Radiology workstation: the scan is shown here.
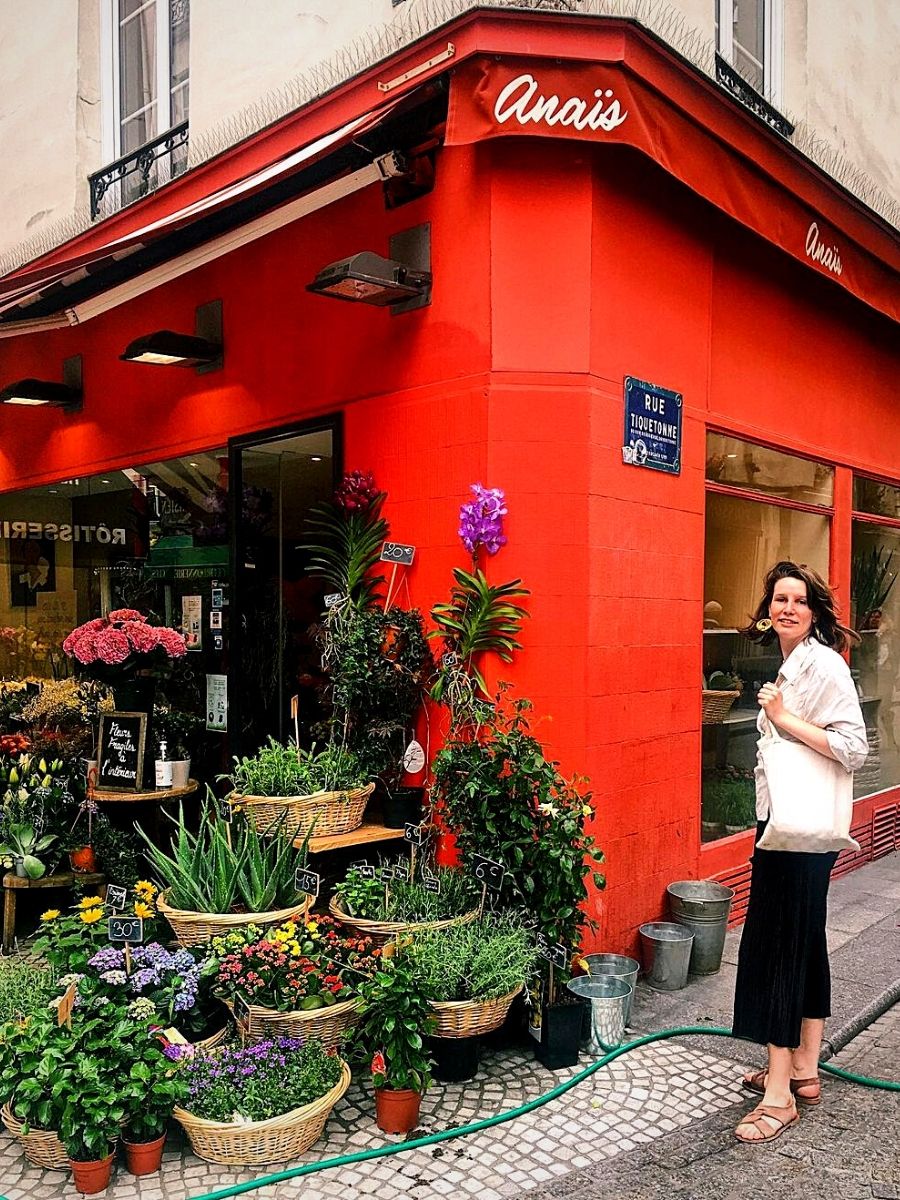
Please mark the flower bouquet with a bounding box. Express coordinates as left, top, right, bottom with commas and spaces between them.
171, 1038, 350, 1165
63, 609, 186, 682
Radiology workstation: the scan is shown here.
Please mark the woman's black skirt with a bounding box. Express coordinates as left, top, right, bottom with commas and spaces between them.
733, 821, 838, 1049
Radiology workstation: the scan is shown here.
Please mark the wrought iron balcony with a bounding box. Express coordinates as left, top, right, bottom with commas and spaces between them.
714, 56, 794, 139
89, 121, 190, 220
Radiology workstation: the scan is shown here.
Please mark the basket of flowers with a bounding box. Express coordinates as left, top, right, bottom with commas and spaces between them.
213, 916, 377, 1048
171, 1039, 350, 1165
329, 862, 480, 944
228, 738, 373, 839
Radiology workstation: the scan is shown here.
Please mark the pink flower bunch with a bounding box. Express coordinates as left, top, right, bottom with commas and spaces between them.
333, 470, 380, 512
63, 611, 186, 673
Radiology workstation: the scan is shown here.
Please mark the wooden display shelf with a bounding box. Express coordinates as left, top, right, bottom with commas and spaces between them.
92, 779, 199, 804
2, 870, 106, 954
299, 822, 407, 854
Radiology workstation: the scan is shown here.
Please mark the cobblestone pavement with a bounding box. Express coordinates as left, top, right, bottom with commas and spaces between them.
0, 1037, 752, 1200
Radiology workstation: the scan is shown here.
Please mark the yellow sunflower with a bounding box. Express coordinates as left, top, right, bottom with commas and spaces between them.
79, 908, 104, 925
40, 909, 61, 921
133, 901, 154, 919
78, 896, 105, 910
134, 880, 157, 897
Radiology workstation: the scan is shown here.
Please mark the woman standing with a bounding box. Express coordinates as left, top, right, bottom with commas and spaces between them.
733, 561, 867, 1144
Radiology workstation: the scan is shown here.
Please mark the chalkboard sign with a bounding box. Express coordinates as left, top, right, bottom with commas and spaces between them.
472, 854, 504, 892
536, 934, 569, 971
357, 864, 376, 880
378, 865, 397, 882
422, 875, 441, 895
108, 915, 144, 944
403, 822, 425, 847
380, 541, 416, 566
106, 885, 127, 911
97, 712, 148, 793
294, 868, 321, 898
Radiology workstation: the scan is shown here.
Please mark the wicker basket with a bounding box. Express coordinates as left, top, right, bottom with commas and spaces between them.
429, 986, 523, 1038
701, 689, 741, 724
157, 891, 310, 947
329, 897, 480, 945
192, 1023, 229, 1052
1, 1104, 68, 1171
225, 995, 363, 1049
173, 1060, 351, 1165
235, 782, 374, 839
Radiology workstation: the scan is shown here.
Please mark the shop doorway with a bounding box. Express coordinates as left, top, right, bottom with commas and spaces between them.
229, 420, 339, 754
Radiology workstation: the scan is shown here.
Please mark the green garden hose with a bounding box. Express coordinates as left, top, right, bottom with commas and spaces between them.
186, 1024, 899, 1200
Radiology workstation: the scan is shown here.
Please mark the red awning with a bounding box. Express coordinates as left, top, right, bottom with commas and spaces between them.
0, 98, 404, 324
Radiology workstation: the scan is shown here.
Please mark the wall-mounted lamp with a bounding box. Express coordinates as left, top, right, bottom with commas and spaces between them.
121, 300, 223, 373
307, 224, 432, 312
0, 355, 83, 411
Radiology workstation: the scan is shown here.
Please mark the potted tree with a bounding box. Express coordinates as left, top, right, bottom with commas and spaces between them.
354, 944, 436, 1133
120, 1045, 188, 1175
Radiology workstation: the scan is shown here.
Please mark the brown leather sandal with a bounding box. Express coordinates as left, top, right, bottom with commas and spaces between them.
742, 1070, 821, 1106
734, 1102, 799, 1144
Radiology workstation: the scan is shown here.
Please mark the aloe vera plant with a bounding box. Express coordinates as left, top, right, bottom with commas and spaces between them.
137, 798, 309, 913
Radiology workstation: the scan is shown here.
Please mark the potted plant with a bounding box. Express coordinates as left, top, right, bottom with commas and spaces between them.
354, 944, 436, 1133
330, 861, 479, 943
139, 797, 311, 944
228, 737, 373, 839
171, 1037, 350, 1165
412, 912, 538, 1081
60, 1079, 121, 1194
120, 1040, 188, 1175
0, 820, 57, 878
33, 888, 160, 973
153, 704, 202, 788
211, 914, 379, 1048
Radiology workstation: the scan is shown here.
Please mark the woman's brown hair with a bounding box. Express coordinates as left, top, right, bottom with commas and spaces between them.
744, 561, 859, 653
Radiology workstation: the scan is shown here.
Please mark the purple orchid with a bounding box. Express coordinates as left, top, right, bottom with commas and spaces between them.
458, 483, 508, 557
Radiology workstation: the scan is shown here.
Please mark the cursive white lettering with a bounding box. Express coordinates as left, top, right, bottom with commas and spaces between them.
494, 72, 628, 134
805, 222, 843, 277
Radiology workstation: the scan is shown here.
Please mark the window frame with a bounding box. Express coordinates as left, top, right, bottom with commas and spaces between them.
716, 0, 784, 109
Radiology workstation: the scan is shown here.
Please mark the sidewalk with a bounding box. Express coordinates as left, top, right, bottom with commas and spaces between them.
2, 851, 897, 1200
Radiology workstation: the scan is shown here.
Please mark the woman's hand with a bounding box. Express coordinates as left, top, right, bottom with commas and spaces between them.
757, 682, 785, 722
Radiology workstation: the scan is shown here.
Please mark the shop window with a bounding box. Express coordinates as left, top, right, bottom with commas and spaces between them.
0, 429, 334, 776
701, 436, 831, 842
853, 477, 900, 521
850, 518, 900, 799
715, 0, 783, 106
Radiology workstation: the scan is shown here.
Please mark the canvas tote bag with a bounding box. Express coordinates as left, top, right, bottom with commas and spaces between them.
756, 718, 860, 853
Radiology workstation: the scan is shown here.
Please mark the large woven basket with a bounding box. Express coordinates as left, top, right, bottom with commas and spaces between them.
173, 1060, 351, 1165
329, 897, 480, 945
235, 782, 373, 839
1, 1103, 68, 1171
225, 995, 363, 1049
157, 891, 310, 947
701, 690, 741, 724
192, 1023, 229, 1052
429, 986, 523, 1038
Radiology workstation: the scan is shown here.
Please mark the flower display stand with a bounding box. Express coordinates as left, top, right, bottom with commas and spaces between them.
2, 870, 106, 954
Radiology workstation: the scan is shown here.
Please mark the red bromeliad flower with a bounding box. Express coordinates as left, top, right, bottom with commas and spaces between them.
371, 1050, 387, 1078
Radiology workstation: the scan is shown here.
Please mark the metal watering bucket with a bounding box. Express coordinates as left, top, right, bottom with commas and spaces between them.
666, 880, 735, 975
581, 953, 640, 1024
566, 975, 631, 1052
639, 922, 693, 991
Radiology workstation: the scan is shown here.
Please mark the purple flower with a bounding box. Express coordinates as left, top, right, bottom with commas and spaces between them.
458, 484, 508, 556
89, 947, 124, 971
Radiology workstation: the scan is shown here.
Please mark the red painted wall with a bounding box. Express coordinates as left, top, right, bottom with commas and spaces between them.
1, 131, 898, 955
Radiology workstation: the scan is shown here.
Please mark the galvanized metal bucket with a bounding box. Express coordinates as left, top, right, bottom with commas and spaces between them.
666, 880, 735, 975
566, 975, 631, 1052
639, 921, 694, 991
581, 953, 640, 1024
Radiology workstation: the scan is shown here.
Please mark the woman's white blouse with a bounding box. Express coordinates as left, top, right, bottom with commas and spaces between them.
754, 637, 869, 820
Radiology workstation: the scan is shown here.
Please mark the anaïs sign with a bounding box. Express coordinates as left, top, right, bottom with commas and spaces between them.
493, 71, 628, 133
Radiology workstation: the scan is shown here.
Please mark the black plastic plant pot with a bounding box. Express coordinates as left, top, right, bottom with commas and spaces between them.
430, 1034, 480, 1082
536, 1001, 583, 1070
483, 991, 532, 1050
382, 785, 425, 829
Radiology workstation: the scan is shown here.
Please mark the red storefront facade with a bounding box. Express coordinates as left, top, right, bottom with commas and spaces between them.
1, 12, 898, 952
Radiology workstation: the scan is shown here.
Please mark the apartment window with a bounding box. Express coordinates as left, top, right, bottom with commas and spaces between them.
715, 0, 783, 106
701, 434, 832, 841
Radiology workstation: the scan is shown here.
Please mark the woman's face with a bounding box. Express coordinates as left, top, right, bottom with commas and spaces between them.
769, 576, 814, 643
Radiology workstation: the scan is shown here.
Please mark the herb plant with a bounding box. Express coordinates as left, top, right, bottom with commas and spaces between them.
412, 913, 538, 1002
229, 737, 366, 797
335, 864, 478, 923
139, 798, 309, 913
0, 958, 57, 1024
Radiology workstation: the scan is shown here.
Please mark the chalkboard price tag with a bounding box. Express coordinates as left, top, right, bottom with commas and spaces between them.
108, 915, 144, 944
219, 796, 234, 823
357, 864, 376, 880
422, 875, 441, 895
403, 822, 425, 846
97, 711, 148, 793
536, 934, 569, 971
379, 542, 416, 566
442, 652, 458, 668
472, 854, 504, 892
324, 593, 344, 609
234, 993, 252, 1028
294, 868, 321, 898
57, 981, 77, 1028
106, 885, 127, 911
378, 865, 396, 882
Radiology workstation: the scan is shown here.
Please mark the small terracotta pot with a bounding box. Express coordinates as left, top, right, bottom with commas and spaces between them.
124, 1132, 166, 1176
69, 1151, 115, 1194
69, 846, 97, 873
374, 1086, 422, 1134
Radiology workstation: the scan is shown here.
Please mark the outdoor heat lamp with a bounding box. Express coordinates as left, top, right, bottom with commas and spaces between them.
120, 300, 223, 373
307, 251, 432, 307
0, 355, 82, 411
